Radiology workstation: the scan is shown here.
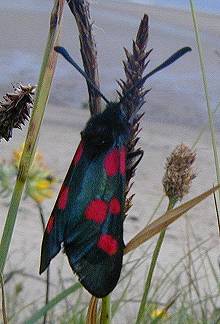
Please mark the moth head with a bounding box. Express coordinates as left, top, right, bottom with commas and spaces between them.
81, 102, 129, 150
54, 46, 192, 145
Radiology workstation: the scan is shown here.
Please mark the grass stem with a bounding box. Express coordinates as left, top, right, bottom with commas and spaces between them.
189, 0, 220, 194
135, 199, 176, 324
37, 203, 50, 324
0, 0, 64, 274
101, 295, 111, 324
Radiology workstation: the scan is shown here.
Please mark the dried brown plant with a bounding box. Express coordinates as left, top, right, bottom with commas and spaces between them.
0, 84, 35, 141
67, 0, 101, 115
163, 144, 196, 201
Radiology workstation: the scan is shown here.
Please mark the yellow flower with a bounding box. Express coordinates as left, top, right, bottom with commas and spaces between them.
26, 173, 56, 204
150, 308, 168, 320
12, 144, 45, 169
11, 144, 57, 203
29, 189, 54, 204
35, 179, 53, 190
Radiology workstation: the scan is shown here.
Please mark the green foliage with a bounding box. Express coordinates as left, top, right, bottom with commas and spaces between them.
0, 145, 57, 204
24, 283, 81, 324
0, 163, 16, 199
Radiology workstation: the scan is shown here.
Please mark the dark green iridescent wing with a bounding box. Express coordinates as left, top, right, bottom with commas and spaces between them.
40, 139, 127, 297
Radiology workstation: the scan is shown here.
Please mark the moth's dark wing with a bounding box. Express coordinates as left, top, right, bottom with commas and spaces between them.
66, 239, 124, 298
40, 137, 126, 297
40, 142, 84, 274
64, 144, 127, 297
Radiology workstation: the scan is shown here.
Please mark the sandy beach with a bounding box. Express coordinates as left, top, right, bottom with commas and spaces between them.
0, 1, 220, 321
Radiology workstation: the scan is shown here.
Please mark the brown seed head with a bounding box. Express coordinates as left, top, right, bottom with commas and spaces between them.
162, 144, 196, 201
0, 83, 35, 141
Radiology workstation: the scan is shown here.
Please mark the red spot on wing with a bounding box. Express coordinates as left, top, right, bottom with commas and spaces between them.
46, 215, 55, 234
104, 149, 120, 177
58, 186, 69, 210
85, 199, 108, 223
97, 234, 118, 255
119, 146, 126, 176
109, 197, 121, 215
72, 141, 84, 166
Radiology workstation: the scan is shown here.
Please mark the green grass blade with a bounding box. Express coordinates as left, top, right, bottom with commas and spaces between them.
135, 199, 176, 324
0, 0, 64, 273
191, 101, 220, 149
0, 274, 8, 324
101, 295, 111, 324
189, 0, 220, 187
24, 283, 81, 324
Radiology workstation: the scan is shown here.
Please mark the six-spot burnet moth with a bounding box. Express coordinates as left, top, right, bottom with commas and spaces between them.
40, 45, 192, 298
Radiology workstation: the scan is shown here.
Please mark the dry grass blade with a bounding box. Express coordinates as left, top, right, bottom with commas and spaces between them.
125, 184, 220, 254
0, 273, 8, 324
213, 189, 220, 237
86, 296, 98, 324
67, 0, 101, 115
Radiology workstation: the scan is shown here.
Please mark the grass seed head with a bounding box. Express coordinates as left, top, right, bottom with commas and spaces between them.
163, 144, 196, 201
0, 83, 35, 141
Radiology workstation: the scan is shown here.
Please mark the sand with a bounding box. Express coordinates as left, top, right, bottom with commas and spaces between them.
0, 1, 220, 321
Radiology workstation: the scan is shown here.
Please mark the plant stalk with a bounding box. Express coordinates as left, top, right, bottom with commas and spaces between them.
100, 295, 111, 324
0, 273, 8, 324
37, 203, 50, 324
135, 198, 177, 324
189, 0, 220, 196
0, 0, 64, 274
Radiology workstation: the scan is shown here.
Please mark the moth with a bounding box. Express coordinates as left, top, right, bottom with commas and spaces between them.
40, 46, 191, 298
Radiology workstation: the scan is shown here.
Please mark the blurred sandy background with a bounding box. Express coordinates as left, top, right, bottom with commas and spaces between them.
0, 0, 220, 321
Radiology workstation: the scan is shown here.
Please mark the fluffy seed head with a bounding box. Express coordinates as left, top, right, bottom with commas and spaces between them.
162, 144, 196, 201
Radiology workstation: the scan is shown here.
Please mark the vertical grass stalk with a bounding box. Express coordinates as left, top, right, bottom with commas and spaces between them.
101, 295, 111, 324
135, 199, 176, 324
37, 203, 50, 324
0, 274, 8, 324
189, 0, 220, 190
0, 0, 65, 273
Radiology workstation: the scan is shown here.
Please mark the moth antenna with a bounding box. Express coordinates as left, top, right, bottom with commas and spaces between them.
122, 46, 192, 101
54, 46, 110, 105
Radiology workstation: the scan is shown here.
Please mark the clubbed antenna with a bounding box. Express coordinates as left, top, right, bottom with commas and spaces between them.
54, 46, 110, 105
117, 14, 151, 213
0, 84, 35, 141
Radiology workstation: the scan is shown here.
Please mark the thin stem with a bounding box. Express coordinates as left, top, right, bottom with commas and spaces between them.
86, 296, 98, 324
37, 203, 50, 324
191, 101, 220, 149
189, 0, 220, 193
24, 283, 81, 324
0, 0, 64, 274
147, 194, 166, 225
135, 199, 176, 324
0, 273, 8, 324
100, 295, 111, 324
0, 180, 24, 273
